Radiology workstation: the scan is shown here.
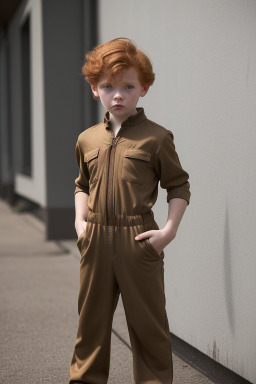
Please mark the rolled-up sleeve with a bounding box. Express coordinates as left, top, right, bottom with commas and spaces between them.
154, 130, 191, 205
74, 139, 90, 196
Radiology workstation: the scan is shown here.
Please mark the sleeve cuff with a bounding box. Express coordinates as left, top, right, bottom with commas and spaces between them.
74, 186, 90, 196
167, 188, 191, 205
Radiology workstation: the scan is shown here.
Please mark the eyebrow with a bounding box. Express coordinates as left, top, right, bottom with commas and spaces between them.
99, 79, 138, 87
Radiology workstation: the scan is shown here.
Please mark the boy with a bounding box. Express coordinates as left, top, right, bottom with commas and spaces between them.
69, 38, 191, 384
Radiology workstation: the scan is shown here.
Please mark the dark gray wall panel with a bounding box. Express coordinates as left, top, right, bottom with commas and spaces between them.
43, 0, 85, 208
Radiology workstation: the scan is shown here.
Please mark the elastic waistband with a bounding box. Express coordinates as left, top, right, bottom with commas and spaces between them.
87, 210, 154, 227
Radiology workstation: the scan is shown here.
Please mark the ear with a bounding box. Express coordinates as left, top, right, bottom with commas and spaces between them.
91, 84, 99, 97
140, 84, 150, 97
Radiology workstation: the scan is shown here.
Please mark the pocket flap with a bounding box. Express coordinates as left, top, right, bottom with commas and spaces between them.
84, 148, 100, 162
124, 148, 151, 162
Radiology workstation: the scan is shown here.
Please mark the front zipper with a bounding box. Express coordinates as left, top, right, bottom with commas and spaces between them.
106, 125, 126, 226
106, 136, 118, 226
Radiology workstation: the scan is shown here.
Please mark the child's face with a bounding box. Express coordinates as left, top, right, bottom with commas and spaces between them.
91, 67, 149, 122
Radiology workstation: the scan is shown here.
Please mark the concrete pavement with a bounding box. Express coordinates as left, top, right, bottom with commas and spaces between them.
0, 198, 215, 384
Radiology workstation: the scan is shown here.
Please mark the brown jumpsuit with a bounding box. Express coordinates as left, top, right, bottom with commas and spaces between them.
69, 107, 191, 384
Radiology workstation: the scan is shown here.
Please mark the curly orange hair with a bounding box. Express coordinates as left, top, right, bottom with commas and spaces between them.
82, 38, 155, 86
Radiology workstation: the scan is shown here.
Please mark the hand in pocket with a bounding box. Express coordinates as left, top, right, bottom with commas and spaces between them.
76, 220, 87, 239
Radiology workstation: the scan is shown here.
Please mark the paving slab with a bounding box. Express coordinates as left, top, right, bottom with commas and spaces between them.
0, 199, 214, 384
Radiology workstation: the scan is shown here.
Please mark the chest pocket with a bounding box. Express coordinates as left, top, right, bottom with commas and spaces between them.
121, 148, 151, 185
84, 148, 100, 183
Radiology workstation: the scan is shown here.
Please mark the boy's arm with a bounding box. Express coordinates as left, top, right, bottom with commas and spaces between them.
135, 197, 188, 252
74, 138, 90, 237
162, 197, 188, 242
75, 192, 89, 237
157, 130, 191, 248
74, 138, 90, 195
156, 130, 191, 205
135, 130, 191, 253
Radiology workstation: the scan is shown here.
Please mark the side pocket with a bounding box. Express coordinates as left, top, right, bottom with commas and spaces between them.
77, 229, 87, 253
142, 220, 164, 260
145, 238, 164, 259
77, 222, 93, 264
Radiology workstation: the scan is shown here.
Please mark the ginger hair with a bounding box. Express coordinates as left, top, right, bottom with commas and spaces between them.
82, 38, 155, 86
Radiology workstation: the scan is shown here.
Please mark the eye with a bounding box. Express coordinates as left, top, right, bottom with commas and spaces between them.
102, 84, 111, 89
125, 85, 134, 90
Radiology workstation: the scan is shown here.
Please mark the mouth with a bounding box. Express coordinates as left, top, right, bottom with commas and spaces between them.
113, 104, 124, 109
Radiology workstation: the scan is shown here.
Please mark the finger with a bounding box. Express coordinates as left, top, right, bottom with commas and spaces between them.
135, 232, 150, 240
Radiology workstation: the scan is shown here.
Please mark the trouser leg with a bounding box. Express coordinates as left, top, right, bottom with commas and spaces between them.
69, 222, 120, 384
114, 222, 173, 384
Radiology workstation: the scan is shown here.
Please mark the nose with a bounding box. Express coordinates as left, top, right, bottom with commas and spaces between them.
113, 89, 124, 101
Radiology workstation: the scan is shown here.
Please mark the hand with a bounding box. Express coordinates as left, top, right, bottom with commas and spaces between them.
135, 228, 176, 255
75, 220, 87, 238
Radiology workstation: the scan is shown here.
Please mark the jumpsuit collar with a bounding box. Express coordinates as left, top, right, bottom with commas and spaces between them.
104, 107, 147, 131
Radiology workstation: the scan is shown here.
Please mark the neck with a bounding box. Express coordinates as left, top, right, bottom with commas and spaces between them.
109, 109, 138, 131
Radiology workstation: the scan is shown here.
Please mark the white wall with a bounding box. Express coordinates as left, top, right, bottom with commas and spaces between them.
98, 0, 256, 382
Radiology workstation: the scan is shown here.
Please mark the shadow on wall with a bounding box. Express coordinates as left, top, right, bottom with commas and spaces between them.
223, 202, 235, 336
